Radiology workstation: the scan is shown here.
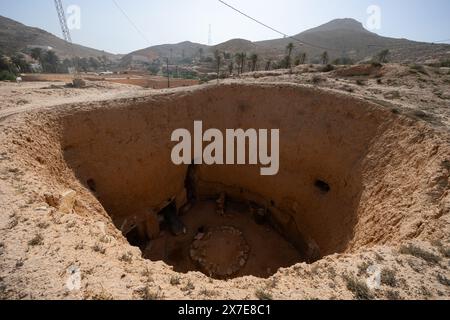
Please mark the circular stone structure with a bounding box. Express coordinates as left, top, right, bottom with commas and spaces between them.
190, 226, 250, 278
0, 82, 449, 299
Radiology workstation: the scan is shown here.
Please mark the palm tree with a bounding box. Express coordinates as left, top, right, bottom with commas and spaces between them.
42, 50, 59, 73
286, 42, 294, 68
298, 52, 307, 65
228, 62, 234, 75
214, 50, 222, 82
376, 49, 389, 63
250, 53, 258, 71
30, 47, 43, 62
235, 52, 246, 75
321, 51, 329, 65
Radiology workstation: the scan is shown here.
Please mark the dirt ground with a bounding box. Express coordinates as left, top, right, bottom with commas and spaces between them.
0, 65, 449, 300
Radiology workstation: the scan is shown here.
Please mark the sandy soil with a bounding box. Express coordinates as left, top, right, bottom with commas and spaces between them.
0, 81, 151, 118
0, 67, 449, 300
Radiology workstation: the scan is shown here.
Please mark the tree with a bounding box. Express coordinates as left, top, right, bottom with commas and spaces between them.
11, 54, 31, 73
235, 52, 246, 75
198, 48, 204, 60
0, 55, 17, 75
228, 62, 234, 75
321, 51, 329, 65
250, 53, 258, 72
0, 55, 11, 72
59, 58, 72, 73
297, 52, 307, 65
214, 50, 222, 82
99, 55, 110, 70
89, 57, 100, 70
147, 61, 161, 75
41, 50, 60, 73
286, 42, 294, 68
78, 57, 89, 72
376, 49, 390, 63
30, 47, 43, 61
265, 59, 272, 71
332, 57, 353, 65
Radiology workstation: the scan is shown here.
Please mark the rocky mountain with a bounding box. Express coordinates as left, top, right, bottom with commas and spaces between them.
123, 18, 450, 66
0, 15, 118, 60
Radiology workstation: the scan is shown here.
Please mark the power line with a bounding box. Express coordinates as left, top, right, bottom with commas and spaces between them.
111, 0, 151, 45
217, 0, 332, 51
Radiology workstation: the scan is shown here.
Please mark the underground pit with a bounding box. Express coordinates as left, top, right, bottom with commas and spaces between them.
51, 83, 448, 279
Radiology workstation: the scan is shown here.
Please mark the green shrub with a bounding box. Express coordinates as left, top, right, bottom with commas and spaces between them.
0, 70, 16, 81
399, 244, 441, 264
343, 274, 374, 300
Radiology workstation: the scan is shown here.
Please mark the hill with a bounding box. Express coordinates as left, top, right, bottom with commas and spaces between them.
123, 18, 450, 66
0, 15, 118, 60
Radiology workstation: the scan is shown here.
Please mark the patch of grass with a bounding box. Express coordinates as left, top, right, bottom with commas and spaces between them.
381, 268, 397, 287
439, 246, 450, 258
28, 234, 43, 246
371, 61, 382, 68
266, 277, 279, 289
410, 64, 428, 75
311, 75, 324, 84
139, 286, 163, 300
99, 234, 111, 244
0, 70, 17, 81
356, 79, 366, 86
75, 241, 84, 250
118, 251, 133, 263
385, 290, 401, 300
357, 261, 371, 276
419, 286, 431, 298
255, 288, 273, 300
170, 275, 181, 286
37, 221, 50, 229
400, 244, 441, 264
321, 64, 334, 72
8, 217, 18, 229
343, 274, 374, 300
90, 290, 114, 300
92, 243, 106, 254
437, 274, 450, 286
200, 288, 217, 297
431, 239, 450, 258
181, 280, 195, 292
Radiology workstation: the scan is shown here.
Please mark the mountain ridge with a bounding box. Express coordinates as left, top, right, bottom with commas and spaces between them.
123, 18, 450, 65
0, 15, 119, 59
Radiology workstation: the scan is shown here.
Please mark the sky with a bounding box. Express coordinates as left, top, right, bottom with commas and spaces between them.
0, 0, 449, 54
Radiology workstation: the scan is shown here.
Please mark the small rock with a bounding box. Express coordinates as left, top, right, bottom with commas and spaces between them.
194, 233, 205, 241
72, 78, 86, 88
59, 190, 77, 214
384, 90, 401, 100
440, 92, 450, 100
35, 206, 49, 212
